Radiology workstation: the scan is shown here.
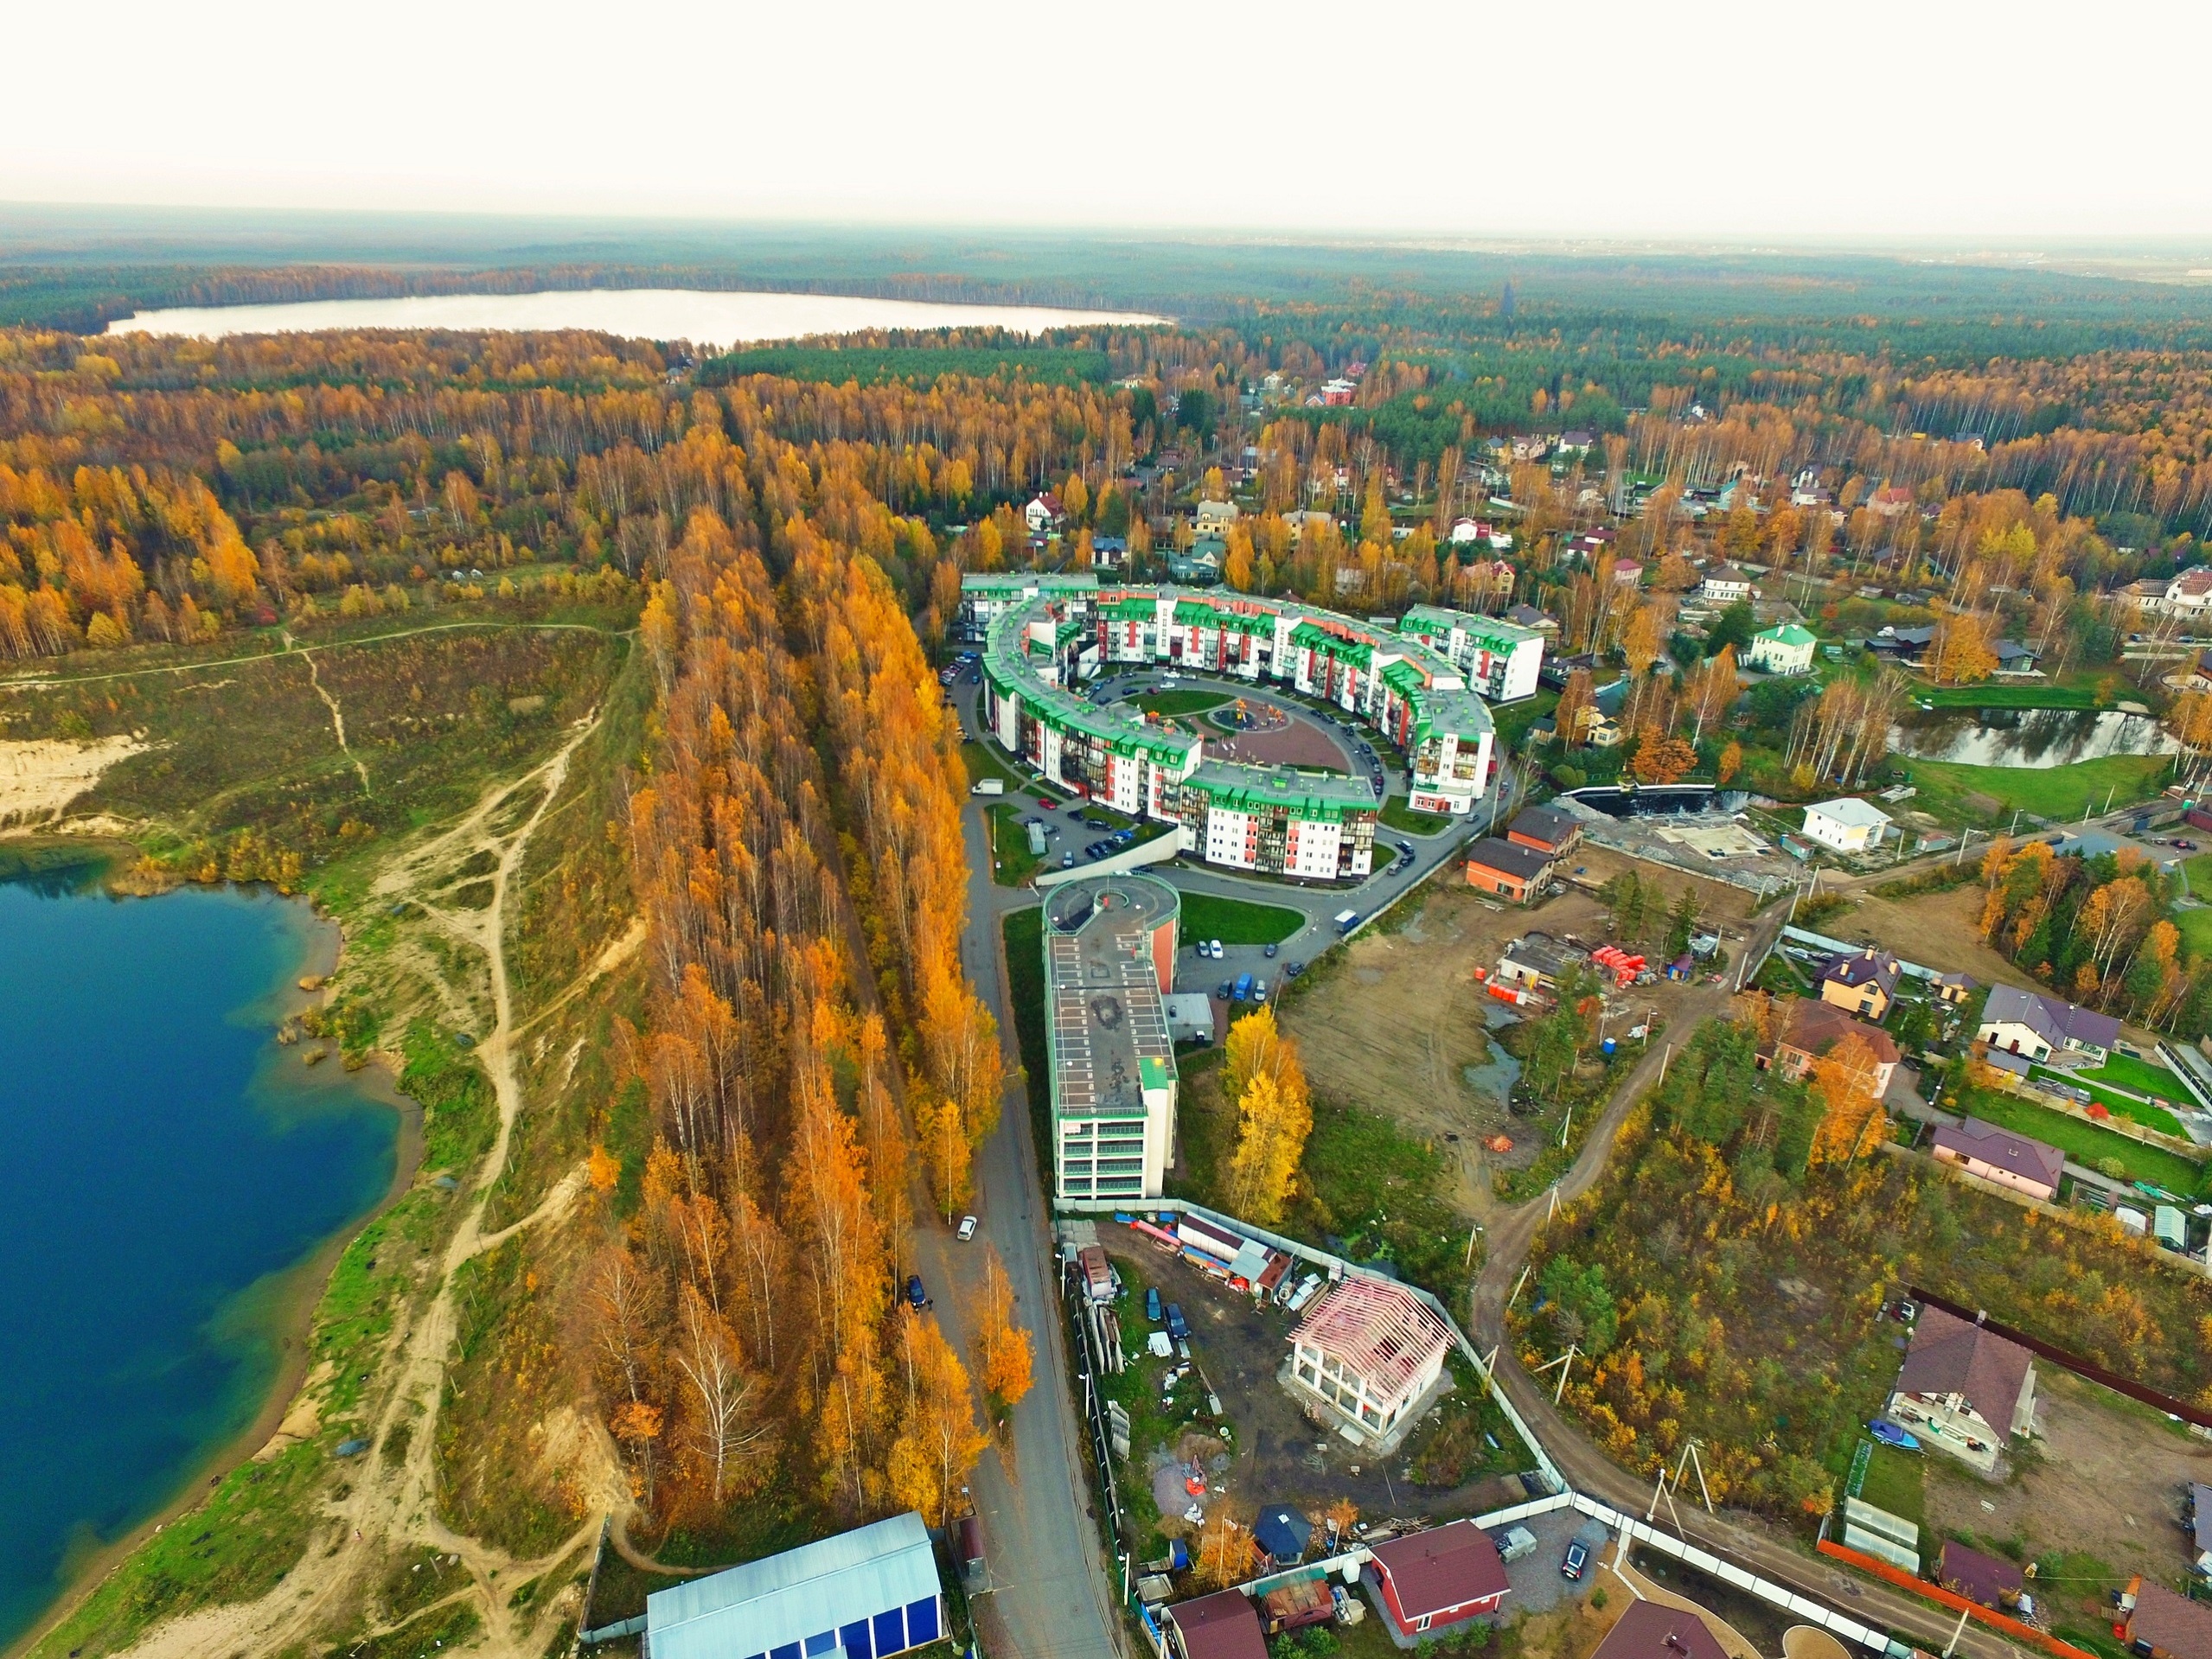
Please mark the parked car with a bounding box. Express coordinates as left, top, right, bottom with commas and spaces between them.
1209, 939, 1225, 958
1062, 852, 1075, 868
1217, 981, 1233, 999
957, 1216, 978, 1242
1165, 1303, 1190, 1341
1397, 839, 1415, 854
1263, 942, 1278, 958
1561, 1542, 1588, 1580
1285, 960, 1305, 977
1035, 797, 1056, 810
906, 1274, 929, 1309
1146, 1287, 1162, 1323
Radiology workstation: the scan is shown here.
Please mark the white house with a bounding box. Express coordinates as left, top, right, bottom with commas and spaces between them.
1886, 1305, 2036, 1476
1024, 492, 1065, 535
1747, 622, 1817, 675
1700, 563, 1755, 604
1288, 1277, 1450, 1445
2143, 567, 2212, 619
1977, 983, 2121, 1064
1801, 797, 1892, 853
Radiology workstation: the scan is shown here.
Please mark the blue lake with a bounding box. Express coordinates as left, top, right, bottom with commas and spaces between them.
0, 866, 401, 1649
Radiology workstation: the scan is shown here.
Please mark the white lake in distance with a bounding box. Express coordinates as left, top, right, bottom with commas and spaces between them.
106, 287, 1166, 346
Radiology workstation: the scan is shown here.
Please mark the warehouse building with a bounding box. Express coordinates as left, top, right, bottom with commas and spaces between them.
973, 579, 1515, 872
1045, 875, 1181, 1203
644, 1511, 942, 1659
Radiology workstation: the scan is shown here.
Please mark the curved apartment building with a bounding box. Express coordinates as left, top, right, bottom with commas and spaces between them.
972, 577, 1538, 880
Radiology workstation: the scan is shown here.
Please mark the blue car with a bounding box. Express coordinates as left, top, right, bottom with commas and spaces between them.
1146, 1287, 1162, 1323
906, 1274, 928, 1310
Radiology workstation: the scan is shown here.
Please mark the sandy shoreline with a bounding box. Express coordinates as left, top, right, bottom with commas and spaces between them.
3, 858, 425, 1659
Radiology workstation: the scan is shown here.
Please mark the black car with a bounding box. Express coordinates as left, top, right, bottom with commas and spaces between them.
1216, 981, 1233, 999
1285, 961, 1305, 977
1263, 942, 1278, 958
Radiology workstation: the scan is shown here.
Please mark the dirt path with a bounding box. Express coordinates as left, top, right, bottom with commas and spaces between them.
112, 711, 614, 1659
290, 634, 373, 796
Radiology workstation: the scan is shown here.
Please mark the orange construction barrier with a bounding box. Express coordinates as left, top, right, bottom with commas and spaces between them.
1815, 1539, 2096, 1659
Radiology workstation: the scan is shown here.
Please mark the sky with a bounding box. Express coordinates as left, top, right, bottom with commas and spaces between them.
6, 0, 2210, 243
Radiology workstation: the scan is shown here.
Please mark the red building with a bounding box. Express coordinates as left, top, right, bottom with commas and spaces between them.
1365, 1522, 1510, 1637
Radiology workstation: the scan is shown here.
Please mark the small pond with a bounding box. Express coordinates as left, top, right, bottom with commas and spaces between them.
1889, 706, 2182, 768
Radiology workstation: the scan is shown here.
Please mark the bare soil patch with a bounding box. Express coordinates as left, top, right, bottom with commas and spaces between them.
1922, 1366, 2212, 1588
1807, 884, 2018, 987
0, 734, 146, 824
1283, 869, 1757, 1214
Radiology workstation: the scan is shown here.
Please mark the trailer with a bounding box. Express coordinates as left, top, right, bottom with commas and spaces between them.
1260, 1575, 1334, 1635
1077, 1245, 1115, 1302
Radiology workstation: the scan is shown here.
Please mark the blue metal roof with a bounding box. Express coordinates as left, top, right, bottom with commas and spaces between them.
647, 1512, 942, 1659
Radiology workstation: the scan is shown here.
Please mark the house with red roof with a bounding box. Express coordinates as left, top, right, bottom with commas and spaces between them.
1287, 1278, 1452, 1447
1364, 1522, 1509, 1638
1165, 1590, 1269, 1659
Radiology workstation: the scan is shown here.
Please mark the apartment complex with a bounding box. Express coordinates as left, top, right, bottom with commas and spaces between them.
972, 578, 1527, 875
1044, 876, 1181, 1203
1396, 604, 1546, 703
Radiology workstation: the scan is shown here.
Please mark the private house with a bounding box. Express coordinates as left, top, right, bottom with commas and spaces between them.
1025, 492, 1066, 535
2143, 567, 2212, 622
1747, 622, 1817, 675
1195, 500, 1240, 537
1506, 803, 1582, 858
1931, 971, 1977, 1007
1287, 1277, 1452, 1446
1771, 999, 1900, 1096
1801, 797, 1893, 854
1588, 1598, 1732, 1659
1463, 836, 1557, 903
1365, 1522, 1511, 1638
2188, 1483, 2212, 1578
1090, 535, 1128, 571
1992, 639, 2041, 675
1885, 1305, 2036, 1475
1167, 539, 1225, 586
2122, 1579, 2212, 1659
1700, 563, 1755, 604
1937, 1541, 2025, 1612
1819, 948, 1902, 1022
1498, 931, 1577, 992
1166, 1590, 1269, 1659
1931, 1117, 2065, 1203
1506, 603, 1559, 635
644, 1512, 943, 1659
1977, 984, 2120, 1064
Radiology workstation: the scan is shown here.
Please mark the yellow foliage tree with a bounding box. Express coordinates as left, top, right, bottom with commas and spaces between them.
1222, 1008, 1313, 1226
971, 1247, 1035, 1412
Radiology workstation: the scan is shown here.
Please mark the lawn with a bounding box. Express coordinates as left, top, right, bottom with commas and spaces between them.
1853, 1441, 1927, 1535
1898, 752, 2172, 825
961, 738, 1026, 792
2081, 1051, 2188, 1101
1131, 688, 1228, 717
2182, 852, 2212, 896
987, 802, 1043, 885
1001, 907, 1051, 1184
1959, 1086, 2205, 1195
1175, 890, 1305, 947
1915, 680, 2112, 711
2033, 1072, 2186, 1136
1380, 794, 1454, 836
2181, 906, 2212, 964
1493, 687, 1560, 751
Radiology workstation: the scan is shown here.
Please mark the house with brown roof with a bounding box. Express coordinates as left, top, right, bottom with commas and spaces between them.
1464, 836, 1558, 903
1288, 1277, 1452, 1447
1506, 804, 1582, 858
1365, 1522, 1509, 1638
1931, 1117, 2065, 1203
2123, 1579, 2212, 1659
1166, 1590, 1269, 1659
1772, 999, 1901, 1095
1885, 1305, 2037, 1475
1819, 948, 1902, 1022
1587, 1597, 1733, 1659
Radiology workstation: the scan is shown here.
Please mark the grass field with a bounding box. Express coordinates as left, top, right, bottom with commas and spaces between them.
2181, 907, 2212, 963
960, 739, 1027, 792
1899, 753, 2172, 825
2081, 1051, 2190, 1101
1380, 794, 1454, 836
2033, 1069, 2184, 1135
1493, 688, 1559, 750
1131, 688, 1227, 717
1854, 1441, 1927, 1534
1001, 908, 1050, 1185
1174, 891, 1304, 946
1959, 1086, 2205, 1194
1915, 681, 2112, 711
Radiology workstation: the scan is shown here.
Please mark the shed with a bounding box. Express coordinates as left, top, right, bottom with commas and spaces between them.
645, 1511, 942, 1659
1166, 1590, 1269, 1659
1666, 954, 1693, 982
1253, 1504, 1314, 1566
